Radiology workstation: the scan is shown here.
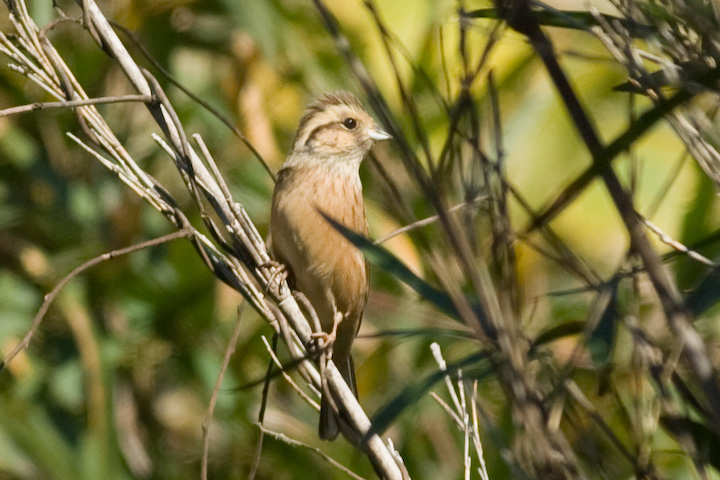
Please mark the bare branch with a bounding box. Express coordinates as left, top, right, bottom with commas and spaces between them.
1, 229, 192, 371
0, 94, 152, 117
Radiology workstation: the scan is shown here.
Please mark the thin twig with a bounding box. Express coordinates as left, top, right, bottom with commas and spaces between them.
430, 392, 463, 428
0, 94, 152, 117
201, 304, 246, 480
0, 228, 192, 371
471, 381, 490, 480
257, 425, 367, 480
260, 336, 320, 410
374, 196, 487, 245
248, 335, 278, 480
640, 216, 717, 267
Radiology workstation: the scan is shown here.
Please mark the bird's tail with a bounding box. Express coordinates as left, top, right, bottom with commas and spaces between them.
319, 355, 357, 440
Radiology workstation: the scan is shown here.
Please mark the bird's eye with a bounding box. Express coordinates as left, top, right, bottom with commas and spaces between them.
342, 117, 357, 129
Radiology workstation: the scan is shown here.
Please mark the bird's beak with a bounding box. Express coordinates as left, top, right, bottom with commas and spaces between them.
369, 128, 392, 141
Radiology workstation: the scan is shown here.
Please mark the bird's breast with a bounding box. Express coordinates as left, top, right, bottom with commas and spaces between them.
271, 165, 369, 317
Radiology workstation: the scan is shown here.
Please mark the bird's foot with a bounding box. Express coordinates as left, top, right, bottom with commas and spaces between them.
262, 260, 288, 295
312, 311, 343, 350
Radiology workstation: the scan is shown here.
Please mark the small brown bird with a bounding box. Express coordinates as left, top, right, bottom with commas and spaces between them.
270, 91, 390, 440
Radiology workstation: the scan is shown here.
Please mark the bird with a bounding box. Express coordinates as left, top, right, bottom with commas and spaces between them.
270, 91, 391, 440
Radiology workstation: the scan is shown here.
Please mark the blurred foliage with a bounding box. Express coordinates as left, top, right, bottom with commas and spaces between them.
2, 0, 720, 479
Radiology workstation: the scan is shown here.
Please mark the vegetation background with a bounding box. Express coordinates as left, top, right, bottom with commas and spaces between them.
1, 0, 720, 479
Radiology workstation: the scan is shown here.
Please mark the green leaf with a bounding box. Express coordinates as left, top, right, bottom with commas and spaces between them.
661, 415, 720, 472
0, 400, 81, 479
686, 266, 720, 317
320, 213, 462, 320
466, 7, 654, 38
367, 352, 490, 438
532, 321, 584, 348
587, 282, 619, 368
532, 279, 619, 369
